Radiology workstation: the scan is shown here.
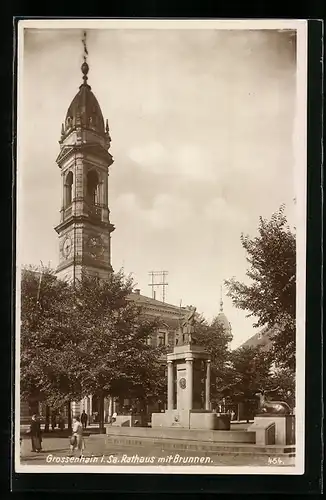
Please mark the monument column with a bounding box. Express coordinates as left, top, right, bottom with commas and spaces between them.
205, 360, 211, 410
84, 396, 88, 415
108, 396, 113, 417
186, 357, 193, 410
167, 360, 174, 410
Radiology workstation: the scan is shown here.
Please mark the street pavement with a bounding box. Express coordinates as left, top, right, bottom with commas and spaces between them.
19, 432, 295, 468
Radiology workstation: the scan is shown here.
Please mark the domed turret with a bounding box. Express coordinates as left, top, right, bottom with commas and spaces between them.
216, 286, 232, 335
62, 62, 106, 138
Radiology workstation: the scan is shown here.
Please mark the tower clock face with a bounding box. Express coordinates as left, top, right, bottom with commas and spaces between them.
62, 236, 72, 258
87, 235, 104, 258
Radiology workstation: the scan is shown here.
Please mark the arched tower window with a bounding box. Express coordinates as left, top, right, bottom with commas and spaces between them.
64, 171, 73, 207
86, 170, 100, 205
66, 116, 73, 131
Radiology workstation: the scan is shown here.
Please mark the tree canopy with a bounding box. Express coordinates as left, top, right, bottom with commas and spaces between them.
195, 315, 233, 405
217, 344, 295, 416
225, 205, 296, 371
224, 345, 274, 402
20, 266, 81, 408
20, 267, 166, 423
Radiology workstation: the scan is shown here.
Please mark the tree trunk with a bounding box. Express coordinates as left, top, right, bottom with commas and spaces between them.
45, 405, 50, 432
98, 392, 105, 434
67, 401, 72, 432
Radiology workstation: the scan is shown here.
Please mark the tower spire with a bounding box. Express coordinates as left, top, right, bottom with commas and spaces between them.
81, 30, 89, 85
220, 285, 223, 312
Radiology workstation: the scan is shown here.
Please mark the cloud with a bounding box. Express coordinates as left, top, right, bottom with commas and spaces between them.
203, 197, 249, 225
148, 193, 192, 228
174, 145, 217, 180
114, 191, 192, 230
128, 142, 223, 181
128, 142, 167, 173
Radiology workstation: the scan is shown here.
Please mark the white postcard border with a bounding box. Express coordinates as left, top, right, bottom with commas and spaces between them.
15, 18, 308, 476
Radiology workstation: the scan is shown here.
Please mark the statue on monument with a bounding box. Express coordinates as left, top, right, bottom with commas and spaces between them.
180, 305, 197, 344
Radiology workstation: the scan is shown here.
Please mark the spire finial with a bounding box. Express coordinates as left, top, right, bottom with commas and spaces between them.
220, 285, 223, 312
81, 30, 89, 84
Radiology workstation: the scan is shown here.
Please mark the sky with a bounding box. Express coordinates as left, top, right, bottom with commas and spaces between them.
18, 26, 298, 349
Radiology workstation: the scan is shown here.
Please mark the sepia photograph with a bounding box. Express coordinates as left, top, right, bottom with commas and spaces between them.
15, 19, 307, 474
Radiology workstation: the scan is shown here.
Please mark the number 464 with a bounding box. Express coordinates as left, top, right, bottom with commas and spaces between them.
268, 457, 284, 465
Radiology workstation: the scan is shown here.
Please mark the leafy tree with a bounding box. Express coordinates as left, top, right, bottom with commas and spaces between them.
215, 345, 295, 418
195, 315, 233, 406
269, 366, 296, 409
227, 346, 274, 399
20, 266, 84, 429
20, 267, 166, 431
221, 345, 274, 420
225, 205, 296, 371
70, 270, 167, 430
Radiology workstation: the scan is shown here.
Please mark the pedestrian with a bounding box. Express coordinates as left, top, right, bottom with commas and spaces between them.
51, 412, 57, 431
58, 413, 65, 431
69, 416, 84, 458
80, 410, 88, 430
30, 414, 42, 452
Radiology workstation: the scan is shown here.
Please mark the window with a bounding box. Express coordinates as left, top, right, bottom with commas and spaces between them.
158, 336, 164, 346
66, 116, 73, 129
86, 170, 100, 205
64, 171, 73, 207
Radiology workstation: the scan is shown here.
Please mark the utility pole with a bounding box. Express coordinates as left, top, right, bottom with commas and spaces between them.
148, 271, 169, 303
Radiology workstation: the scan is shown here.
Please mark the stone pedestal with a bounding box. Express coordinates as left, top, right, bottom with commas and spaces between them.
249, 414, 295, 445
111, 414, 143, 427
152, 409, 229, 430
152, 344, 216, 430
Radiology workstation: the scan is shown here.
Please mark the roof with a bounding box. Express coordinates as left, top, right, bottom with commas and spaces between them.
216, 290, 232, 334
215, 311, 232, 333
62, 62, 106, 138
239, 326, 273, 351
127, 292, 187, 323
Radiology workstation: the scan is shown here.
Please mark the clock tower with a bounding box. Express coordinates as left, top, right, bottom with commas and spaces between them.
54, 59, 115, 282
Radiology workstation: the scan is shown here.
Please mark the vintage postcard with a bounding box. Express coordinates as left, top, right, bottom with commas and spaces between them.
15, 18, 307, 475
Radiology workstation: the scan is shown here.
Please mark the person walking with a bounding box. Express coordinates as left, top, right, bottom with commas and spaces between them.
58, 413, 65, 431
69, 416, 84, 458
30, 414, 42, 452
80, 410, 88, 430
51, 412, 57, 431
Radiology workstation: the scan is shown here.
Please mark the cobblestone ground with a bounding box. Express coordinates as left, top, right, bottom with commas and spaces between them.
19, 435, 295, 468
